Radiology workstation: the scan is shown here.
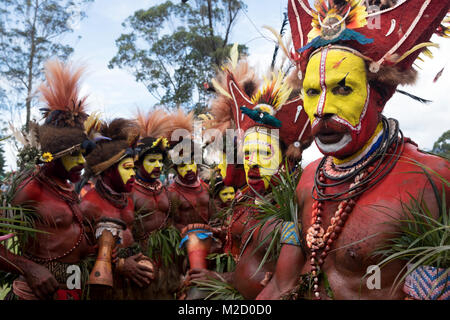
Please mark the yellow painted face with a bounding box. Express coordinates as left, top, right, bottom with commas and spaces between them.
177, 161, 197, 178
243, 130, 282, 190
61, 151, 85, 172
143, 153, 163, 178
219, 186, 235, 204
118, 157, 135, 185
303, 48, 368, 129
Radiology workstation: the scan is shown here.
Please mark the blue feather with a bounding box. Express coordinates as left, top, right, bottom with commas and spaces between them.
298, 29, 373, 53
240, 106, 282, 128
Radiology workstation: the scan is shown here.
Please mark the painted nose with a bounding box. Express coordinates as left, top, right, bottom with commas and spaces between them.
248, 152, 259, 165
313, 113, 334, 120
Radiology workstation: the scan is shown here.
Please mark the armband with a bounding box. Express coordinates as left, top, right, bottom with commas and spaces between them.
280, 221, 301, 247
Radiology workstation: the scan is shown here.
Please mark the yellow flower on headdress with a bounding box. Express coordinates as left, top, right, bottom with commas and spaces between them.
161, 137, 169, 149
309, 0, 368, 40
151, 137, 169, 150
42, 152, 54, 162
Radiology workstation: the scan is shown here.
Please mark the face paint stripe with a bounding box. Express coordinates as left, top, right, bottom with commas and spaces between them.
316, 47, 329, 117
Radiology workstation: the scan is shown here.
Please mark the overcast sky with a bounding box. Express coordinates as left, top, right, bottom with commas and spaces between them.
4, 0, 449, 170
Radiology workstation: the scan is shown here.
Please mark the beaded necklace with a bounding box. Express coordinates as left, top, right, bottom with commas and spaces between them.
25, 170, 85, 263
135, 178, 163, 194
95, 177, 129, 209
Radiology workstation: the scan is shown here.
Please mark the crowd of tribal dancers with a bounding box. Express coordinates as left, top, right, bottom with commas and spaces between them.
0, 0, 449, 300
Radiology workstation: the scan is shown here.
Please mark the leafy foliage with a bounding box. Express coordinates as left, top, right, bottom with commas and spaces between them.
191, 276, 244, 300
372, 163, 449, 296
109, 0, 247, 112
146, 225, 185, 267
431, 129, 450, 159
207, 252, 236, 273
242, 163, 303, 276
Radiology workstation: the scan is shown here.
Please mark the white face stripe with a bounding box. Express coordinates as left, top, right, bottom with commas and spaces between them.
243, 140, 272, 147
316, 47, 329, 117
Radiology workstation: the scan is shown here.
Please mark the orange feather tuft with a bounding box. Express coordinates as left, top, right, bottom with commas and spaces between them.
38, 59, 88, 115
135, 108, 172, 139
166, 109, 195, 143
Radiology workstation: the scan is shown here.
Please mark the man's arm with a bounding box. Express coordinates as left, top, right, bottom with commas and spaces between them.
0, 244, 59, 299
256, 244, 304, 300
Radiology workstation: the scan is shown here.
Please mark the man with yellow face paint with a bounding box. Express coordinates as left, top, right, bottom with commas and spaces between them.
243, 128, 283, 195
82, 118, 156, 299
3, 60, 98, 300
257, 0, 450, 300
168, 153, 213, 232
129, 109, 182, 299
218, 186, 235, 206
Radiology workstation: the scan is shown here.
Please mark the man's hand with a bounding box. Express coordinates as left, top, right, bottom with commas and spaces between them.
119, 253, 155, 288
23, 262, 59, 300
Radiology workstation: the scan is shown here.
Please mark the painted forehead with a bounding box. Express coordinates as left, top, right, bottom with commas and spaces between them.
179, 161, 195, 167
305, 49, 367, 83
243, 131, 279, 146
120, 157, 134, 167
145, 153, 163, 159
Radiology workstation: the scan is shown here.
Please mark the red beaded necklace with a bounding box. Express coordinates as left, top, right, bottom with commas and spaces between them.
307, 127, 402, 299
307, 165, 372, 299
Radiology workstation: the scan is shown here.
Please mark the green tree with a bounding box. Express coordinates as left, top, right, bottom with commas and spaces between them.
431, 130, 450, 159
109, 0, 247, 112
0, 0, 93, 131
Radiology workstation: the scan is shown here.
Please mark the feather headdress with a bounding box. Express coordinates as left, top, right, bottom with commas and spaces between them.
166, 108, 195, 145
85, 118, 139, 176
289, 0, 449, 79
21, 59, 94, 164
135, 108, 171, 158
38, 59, 89, 129
209, 45, 311, 163
208, 43, 261, 134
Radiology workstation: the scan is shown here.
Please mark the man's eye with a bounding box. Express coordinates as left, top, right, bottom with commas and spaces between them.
244, 150, 250, 156
259, 150, 271, 157
332, 85, 353, 96
306, 88, 320, 97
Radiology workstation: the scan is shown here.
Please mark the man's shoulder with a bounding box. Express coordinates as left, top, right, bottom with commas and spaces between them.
297, 158, 322, 190
11, 173, 43, 204
80, 188, 105, 210
396, 139, 449, 179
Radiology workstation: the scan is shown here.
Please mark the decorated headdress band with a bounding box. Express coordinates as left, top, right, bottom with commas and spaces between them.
135, 108, 171, 158
85, 118, 139, 176
289, 0, 449, 79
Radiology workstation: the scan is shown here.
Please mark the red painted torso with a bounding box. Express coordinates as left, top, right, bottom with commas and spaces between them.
12, 172, 93, 264
226, 199, 278, 299
131, 181, 170, 250
168, 180, 211, 231
81, 188, 135, 248
296, 140, 450, 299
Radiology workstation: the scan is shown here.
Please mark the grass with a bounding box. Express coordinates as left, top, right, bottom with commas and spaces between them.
241, 162, 302, 277
0, 285, 9, 299
191, 276, 244, 300
371, 160, 449, 298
